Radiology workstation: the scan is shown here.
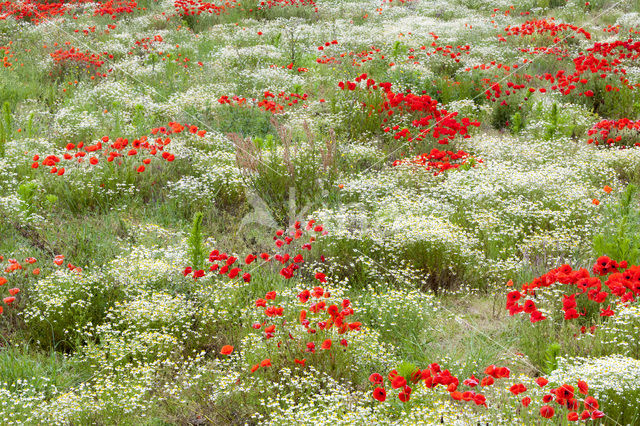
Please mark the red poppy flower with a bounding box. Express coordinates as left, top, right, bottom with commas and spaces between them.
557, 384, 575, 400
372, 387, 386, 402
391, 376, 407, 389
577, 380, 588, 395
348, 322, 361, 330
220, 345, 233, 355
540, 405, 555, 418
388, 369, 399, 381
398, 386, 412, 402
506, 290, 521, 305
496, 367, 510, 378
463, 375, 479, 387
473, 394, 486, 406
297, 289, 310, 303
530, 310, 546, 322
584, 396, 599, 411
321, 339, 332, 350
228, 267, 241, 279
481, 376, 494, 387
523, 300, 537, 313
600, 305, 614, 316
536, 377, 549, 387
564, 308, 580, 320
369, 373, 383, 384
567, 398, 579, 411
509, 383, 526, 395
327, 305, 339, 316
410, 369, 422, 384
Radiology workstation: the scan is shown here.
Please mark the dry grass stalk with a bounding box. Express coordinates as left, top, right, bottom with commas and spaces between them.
271, 117, 295, 178
227, 132, 261, 171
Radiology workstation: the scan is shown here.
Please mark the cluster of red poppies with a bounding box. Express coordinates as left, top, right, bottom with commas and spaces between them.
0, 253, 73, 315
248, 285, 358, 372
190, 220, 360, 372
369, 363, 487, 405
602, 24, 640, 35
507, 256, 639, 323
173, 0, 228, 16
316, 34, 470, 68
316, 45, 383, 66
49, 47, 111, 79
338, 75, 480, 145
0, 0, 136, 23
93, 0, 137, 17
173, 0, 316, 17
391, 148, 481, 176
50, 47, 105, 69
1, 43, 14, 68
183, 219, 326, 281
128, 35, 164, 56
218, 91, 307, 114
32, 122, 203, 176
126, 36, 201, 69
258, 0, 317, 11
0, 0, 77, 23
402, 40, 471, 65
503, 19, 591, 40
481, 37, 640, 106
369, 363, 603, 420
532, 380, 604, 421
587, 118, 640, 147
0, 257, 21, 314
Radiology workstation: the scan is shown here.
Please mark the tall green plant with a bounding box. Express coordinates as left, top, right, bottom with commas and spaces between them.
188, 212, 206, 269
544, 103, 558, 140
510, 111, 523, 134
17, 182, 38, 217
0, 118, 4, 158
543, 342, 561, 374
593, 184, 640, 264
0, 101, 11, 157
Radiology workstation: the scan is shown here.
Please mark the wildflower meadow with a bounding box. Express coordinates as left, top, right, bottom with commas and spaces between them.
1, 0, 640, 424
